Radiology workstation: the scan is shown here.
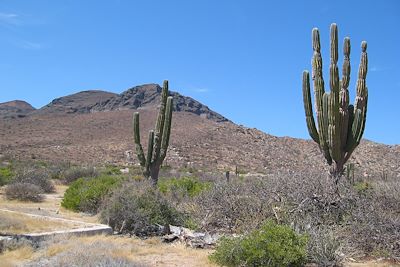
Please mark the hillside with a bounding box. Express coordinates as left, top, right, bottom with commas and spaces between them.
0, 100, 36, 119
0, 84, 398, 178
37, 90, 118, 114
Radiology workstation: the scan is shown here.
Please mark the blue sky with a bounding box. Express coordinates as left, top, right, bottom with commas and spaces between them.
0, 1, 399, 145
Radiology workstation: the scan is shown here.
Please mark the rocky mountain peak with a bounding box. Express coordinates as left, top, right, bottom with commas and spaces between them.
91, 84, 229, 122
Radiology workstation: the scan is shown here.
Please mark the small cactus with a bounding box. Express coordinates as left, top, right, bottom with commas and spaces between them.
133, 80, 173, 185
302, 23, 368, 179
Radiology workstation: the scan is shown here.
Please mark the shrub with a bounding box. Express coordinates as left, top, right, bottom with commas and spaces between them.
61, 175, 122, 213
62, 166, 98, 184
307, 227, 342, 267
209, 220, 308, 267
189, 179, 273, 232
353, 181, 373, 195
100, 181, 186, 236
158, 176, 211, 197
0, 165, 13, 186
5, 183, 44, 202
0, 237, 32, 254
102, 165, 122, 175
46, 161, 72, 180
13, 169, 55, 193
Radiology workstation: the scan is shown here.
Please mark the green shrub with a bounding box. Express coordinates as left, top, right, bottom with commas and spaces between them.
0, 166, 13, 186
353, 181, 373, 195
100, 181, 186, 236
102, 165, 122, 175
158, 176, 211, 197
209, 220, 308, 267
61, 175, 122, 213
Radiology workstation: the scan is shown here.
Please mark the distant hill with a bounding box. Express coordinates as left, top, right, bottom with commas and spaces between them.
37, 90, 118, 114
33, 84, 228, 122
0, 100, 36, 119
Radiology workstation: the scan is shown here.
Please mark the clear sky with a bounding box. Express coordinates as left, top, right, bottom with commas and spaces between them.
0, 0, 399, 145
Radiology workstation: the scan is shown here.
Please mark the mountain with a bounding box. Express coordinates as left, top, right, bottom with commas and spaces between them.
0, 100, 36, 119
91, 84, 228, 122
37, 90, 118, 114
0, 84, 398, 179
35, 84, 228, 123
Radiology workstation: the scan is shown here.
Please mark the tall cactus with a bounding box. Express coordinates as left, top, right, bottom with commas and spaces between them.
133, 80, 173, 185
302, 23, 368, 179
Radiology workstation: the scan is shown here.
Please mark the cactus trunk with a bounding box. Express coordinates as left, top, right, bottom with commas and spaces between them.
132, 80, 173, 185
302, 23, 368, 179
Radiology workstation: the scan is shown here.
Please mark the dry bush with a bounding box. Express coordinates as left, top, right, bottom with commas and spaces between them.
185, 170, 400, 262
100, 180, 186, 236
307, 227, 343, 267
46, 161, 72, 180
341, 175, 400, 259
5, 183, 44, 202
0, 237, 32, 254
0, 213, 24, 233
61, 166, 98, 184
188, 178, 274, 233
13, 168, 55, 193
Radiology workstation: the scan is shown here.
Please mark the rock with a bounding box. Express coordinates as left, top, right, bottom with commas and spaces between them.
162, 234, 179, 243
161, 225, 219, 248
120, 168, 129, 174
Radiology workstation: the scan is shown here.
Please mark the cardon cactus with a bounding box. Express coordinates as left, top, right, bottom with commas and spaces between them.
133, 80, 173, 185
302, 23, 368, 179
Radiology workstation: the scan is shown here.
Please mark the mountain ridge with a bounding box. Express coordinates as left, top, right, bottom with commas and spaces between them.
91, 84, 229, 122
0, 84, 228, 123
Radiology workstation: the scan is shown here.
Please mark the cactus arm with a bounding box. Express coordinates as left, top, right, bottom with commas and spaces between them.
159, 96, 173, 162
354, 42, 368, 143
302, 71, 320, 144
145, 130, 154, 177
345, 104, 355, 152
152, 80, 169, 163
357, 87, 368, 143
339, 37, 351, 149
133, 112, 146, 167
328, 23, 342, 162
312, 28, 331, 162
346, 41, 368, 153
322, 93, 332, 164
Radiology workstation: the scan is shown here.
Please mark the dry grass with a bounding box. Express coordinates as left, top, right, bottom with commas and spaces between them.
17, 235, 216, 267
0, 245, 34, 267
346, 261, 400, 267
3, 234, 396, 267
0, 210, 84, 234
0, 185, 98, 224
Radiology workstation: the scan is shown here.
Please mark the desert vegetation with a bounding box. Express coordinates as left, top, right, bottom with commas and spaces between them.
133, 80, 173, 185
0, 20, 398, 267
302, 23, 368, 180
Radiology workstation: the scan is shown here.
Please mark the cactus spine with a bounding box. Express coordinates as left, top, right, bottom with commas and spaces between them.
302, 23, 368, 178
133, 80, 173, 185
